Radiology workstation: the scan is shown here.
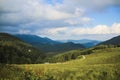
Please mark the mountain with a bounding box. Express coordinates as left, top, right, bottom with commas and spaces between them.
83, 40, 101, 48
60, 39, 96, 43
98, 35, 120, 46
35, 42, 85, 53
0, 33, 44, 64
14, 34, 60, 44
59, 39, 101, 48
14, 34, 85, 53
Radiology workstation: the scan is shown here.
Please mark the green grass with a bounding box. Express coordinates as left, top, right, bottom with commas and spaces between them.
1, 47, 120, 80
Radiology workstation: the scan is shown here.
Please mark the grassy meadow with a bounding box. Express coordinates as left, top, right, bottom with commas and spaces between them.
0, 47, 120, 80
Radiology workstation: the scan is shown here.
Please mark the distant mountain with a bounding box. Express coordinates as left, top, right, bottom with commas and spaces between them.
14, 34, 84, 53
60, 39, 96, 43
98, 35, 120, 46
83, 41, 101, 48
59, 39, 101, 48
14, 34, 60, 44
0, 33, 44, 64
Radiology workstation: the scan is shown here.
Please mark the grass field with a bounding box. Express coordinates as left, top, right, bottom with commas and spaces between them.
0, 47, 120, 80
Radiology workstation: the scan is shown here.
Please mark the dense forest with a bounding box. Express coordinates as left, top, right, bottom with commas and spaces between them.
0, 33, 45, 64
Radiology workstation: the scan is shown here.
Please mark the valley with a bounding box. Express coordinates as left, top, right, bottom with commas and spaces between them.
0, 0, 120, 80
0, 47, 120, 80
0, 33, 120, 80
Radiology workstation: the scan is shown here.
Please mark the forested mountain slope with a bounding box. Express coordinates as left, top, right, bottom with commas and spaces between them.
98, 35, 120, 46
0, 33, 44, 64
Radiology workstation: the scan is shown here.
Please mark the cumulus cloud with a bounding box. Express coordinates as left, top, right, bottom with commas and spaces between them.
65, 17, 92, 25
0, 0, 119, 27
0, 0, 75, 27
0, 0, 120, 40
73, 23, 120, 35
71, 23, 120, 35
39, 23, 120, 40
47, 27, 68, 34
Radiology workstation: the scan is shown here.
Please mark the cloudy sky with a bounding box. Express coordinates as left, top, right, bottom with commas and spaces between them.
0, 0, 120, 40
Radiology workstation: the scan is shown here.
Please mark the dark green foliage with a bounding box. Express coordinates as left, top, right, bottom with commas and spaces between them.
44, 44, 120, 63
45, 49, 93, 63
0, 33, 23, 41
0, 64, 24, 80
93, 45, 118, 50
28, 42, 85, 53
0, 33, 45, 64
0, 47, 120, 80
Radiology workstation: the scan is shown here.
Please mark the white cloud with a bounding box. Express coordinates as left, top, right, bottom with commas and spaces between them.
0, 0, 74, 26
0, 0, 120, 41
44, 27, 68, 34
18, 29, 31, 34
64, 17, 92, 25
44, 7, 73, 20
81, 17, 92, 23
111, 23, 120, 34
71, 23, 120, 35
71, 25, 111, 35
74, 8, 85, 17
1, 0, 119, 27
38, 23, 120, 40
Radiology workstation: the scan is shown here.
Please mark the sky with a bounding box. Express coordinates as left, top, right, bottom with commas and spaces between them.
0, 0, 120, 40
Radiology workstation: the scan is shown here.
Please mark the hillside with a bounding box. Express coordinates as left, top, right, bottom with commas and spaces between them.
32, 42, 85, 53
14, 34, 85, 53
1, 47, 120, 80
22, 47, 120, 80
44, 48, 92, 63
98, 35, 120, 46
0, 33, 44, 64
1, 33, 120, 79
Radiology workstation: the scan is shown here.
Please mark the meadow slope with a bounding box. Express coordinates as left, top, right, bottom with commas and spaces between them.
0, 47, 120, 80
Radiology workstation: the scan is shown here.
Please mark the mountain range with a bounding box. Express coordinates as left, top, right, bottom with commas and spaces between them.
0, 32, 120, 64
14, 34, 60, 45
14, 34, 85, 53
59, 39, 101, 48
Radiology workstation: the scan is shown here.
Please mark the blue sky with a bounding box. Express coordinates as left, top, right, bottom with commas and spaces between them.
44, 0, 63, 4
0, 0, 120, 40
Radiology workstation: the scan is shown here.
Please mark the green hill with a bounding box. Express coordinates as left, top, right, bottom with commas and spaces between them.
44, 48, 92, 63
1, 47, 120, 80
98, 35, 120, 46
0, 33, 44, 64
34, 42, 85, 53
24, 47, 120, 80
